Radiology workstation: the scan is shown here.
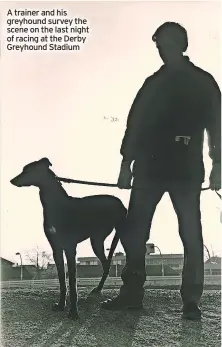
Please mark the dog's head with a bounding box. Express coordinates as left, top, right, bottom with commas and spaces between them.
10, 158, 53, 187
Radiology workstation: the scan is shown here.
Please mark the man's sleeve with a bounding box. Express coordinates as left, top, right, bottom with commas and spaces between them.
206, 77, 221, 164
120, 78, 151, 161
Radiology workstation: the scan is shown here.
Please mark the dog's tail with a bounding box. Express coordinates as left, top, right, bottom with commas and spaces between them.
107, 232, 120, 261
107, 203, 127, 261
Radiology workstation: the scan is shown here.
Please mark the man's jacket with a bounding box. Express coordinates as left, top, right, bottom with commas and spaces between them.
120, 56, 221, 185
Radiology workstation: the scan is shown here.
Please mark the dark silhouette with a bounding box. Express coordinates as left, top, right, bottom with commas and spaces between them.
101, 22, 221, 320
10, 157, 127, 320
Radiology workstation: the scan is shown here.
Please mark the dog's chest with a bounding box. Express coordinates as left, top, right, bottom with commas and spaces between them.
48, 226, 57, 234
46, 225, 64, 244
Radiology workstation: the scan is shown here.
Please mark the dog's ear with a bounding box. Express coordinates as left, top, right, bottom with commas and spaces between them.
39, 158, 52, 167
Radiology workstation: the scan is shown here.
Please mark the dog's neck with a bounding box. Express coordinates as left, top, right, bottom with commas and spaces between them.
38, 177, 71, 228
39, 177, 69, 206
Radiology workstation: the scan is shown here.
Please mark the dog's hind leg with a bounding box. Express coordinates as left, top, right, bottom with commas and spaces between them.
52, 248, 67, 311
89, 237, 109, 294
90, 233, 119, 294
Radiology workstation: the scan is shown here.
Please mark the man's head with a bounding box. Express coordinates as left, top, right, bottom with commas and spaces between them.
152, 22, 188, 63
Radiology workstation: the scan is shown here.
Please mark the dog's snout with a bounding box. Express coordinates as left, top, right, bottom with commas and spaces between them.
10, 175, 23, 187
10, 170, 35, 187
10, 177, 19, 186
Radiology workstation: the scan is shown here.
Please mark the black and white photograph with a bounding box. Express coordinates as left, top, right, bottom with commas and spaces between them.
0, 1, 221, 346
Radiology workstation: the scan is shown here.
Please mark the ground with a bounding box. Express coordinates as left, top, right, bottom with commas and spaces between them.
1, 287, 221, 347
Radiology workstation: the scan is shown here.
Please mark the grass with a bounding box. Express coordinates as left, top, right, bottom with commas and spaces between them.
1, 287, 221, 347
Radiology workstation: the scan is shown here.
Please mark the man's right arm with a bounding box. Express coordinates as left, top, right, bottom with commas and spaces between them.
120, 78, 151, 163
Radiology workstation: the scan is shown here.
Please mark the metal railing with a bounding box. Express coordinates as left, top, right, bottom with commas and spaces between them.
1, 275, 221, 289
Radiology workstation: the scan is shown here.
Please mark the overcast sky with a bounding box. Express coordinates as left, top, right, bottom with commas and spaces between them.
1, 1, 221, 264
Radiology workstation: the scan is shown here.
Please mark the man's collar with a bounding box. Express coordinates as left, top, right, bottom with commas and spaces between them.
163, 56, 191, 70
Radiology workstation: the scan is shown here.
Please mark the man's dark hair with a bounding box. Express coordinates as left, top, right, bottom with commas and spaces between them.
152, 22, 188, 52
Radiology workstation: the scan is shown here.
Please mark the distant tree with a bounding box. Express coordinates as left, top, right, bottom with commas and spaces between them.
25, 247, 52, 279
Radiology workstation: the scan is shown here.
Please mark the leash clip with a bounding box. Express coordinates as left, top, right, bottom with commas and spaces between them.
175, 136, 191, 145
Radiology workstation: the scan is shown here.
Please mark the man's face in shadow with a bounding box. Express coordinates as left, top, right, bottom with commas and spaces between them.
155, 34, 182, 63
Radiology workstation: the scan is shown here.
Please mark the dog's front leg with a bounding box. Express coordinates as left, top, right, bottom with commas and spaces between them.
52, 248, 67, 311
65, 247, 79, 320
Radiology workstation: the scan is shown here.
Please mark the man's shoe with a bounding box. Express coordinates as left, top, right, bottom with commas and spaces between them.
182, 303, 202, 321
101, 296, 143, 311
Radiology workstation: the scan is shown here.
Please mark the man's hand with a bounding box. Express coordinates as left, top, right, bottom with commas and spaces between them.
117, 160, 133, 189
209, 163, 221, 190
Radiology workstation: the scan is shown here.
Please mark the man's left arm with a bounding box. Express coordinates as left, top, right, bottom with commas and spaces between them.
206, 77, 221, 190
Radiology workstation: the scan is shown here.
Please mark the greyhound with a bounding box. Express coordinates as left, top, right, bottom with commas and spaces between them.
10, 158, 127, 320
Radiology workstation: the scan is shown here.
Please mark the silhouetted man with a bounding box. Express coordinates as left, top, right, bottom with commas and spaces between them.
101, 22, 221, 320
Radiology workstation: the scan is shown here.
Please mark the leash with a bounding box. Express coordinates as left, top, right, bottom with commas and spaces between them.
58, 176, 221, 199
58, 177, 118, 188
